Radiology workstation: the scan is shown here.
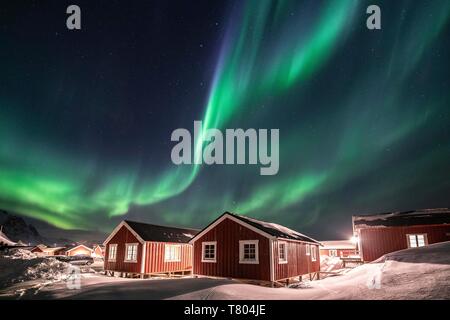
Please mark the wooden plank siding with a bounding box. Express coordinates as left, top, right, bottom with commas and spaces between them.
359, 224, 450, 262
143, 242, 193, 274
193, 217, 271, 281
272, 240, 320, 281
104, 225, 143, 273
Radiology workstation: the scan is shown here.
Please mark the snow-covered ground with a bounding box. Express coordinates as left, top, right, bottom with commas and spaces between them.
1, 241, 449, 300
320, 255, 344, 272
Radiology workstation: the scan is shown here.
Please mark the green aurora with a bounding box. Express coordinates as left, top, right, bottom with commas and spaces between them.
0, 0, 449, 238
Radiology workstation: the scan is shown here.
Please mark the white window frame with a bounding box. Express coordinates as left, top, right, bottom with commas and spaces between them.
305, 244, 311, 256
406, 234, 428, 248
201, 241, 217, 263
108, 244, 117, 262
278, 241, 288, 264
311, 245, 317, 261
164, 244, 181, 262
239, 240, 259, 264
124, 243, 138, 263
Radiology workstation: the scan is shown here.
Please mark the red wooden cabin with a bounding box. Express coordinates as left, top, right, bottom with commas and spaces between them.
353, 208, 450, 262
103, 220, 198, 277
319, 240, 357, 258
190, 212, 321, 285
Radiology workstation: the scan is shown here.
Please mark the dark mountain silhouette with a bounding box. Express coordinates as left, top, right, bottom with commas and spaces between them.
0, 210, 107, 246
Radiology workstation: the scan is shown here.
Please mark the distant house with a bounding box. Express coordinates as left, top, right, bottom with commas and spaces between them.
353, 208, 450, 262
66, 244, 94, 257
189, 212, 321, 285
319, 240, 357, 258
30, 245, 45, 254
92, 244, 105, 258
103, 220, 198, 277
30, 245, 66, 256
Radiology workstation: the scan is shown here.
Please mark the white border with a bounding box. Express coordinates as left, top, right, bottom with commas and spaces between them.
108, 244, 117, 262
164, 244, 182, 262
103, 221, 145, 245
201, 241, 217, 263
239, 240, 259, 264
124, 243, 139, 263
140, 242, 147, 273
189, 213, 321, 246
311, 244, 317, 261
406, 233, 428, 248
278, 241, 288, 264
190, 214, 275, 244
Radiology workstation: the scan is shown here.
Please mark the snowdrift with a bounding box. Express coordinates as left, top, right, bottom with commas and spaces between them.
172, 241, 450, 300
0, 249, 71, 290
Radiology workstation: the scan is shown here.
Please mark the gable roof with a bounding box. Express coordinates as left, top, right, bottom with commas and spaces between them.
190, 212, 320, 244
42, 246, 66, 253
104, 220, 199, 245
125, 220, 199, 243
66, 244, 93, 253
353, 208, 450, 230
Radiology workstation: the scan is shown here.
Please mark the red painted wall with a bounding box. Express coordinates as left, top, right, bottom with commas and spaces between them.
272, 240, 320, 281
193, 218, 271, 281
359, 224, 450, 262
143, 242, 193, 274
319, 249, 357, 258
104, 225, 143, 273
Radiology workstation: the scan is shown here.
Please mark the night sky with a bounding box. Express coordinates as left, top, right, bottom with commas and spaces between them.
0, 0, 449, 240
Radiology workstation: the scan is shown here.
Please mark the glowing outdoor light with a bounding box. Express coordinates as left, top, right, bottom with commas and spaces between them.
350, 236, 358, 244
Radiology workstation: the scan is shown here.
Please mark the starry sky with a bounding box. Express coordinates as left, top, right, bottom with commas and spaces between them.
0, 0, 449, 239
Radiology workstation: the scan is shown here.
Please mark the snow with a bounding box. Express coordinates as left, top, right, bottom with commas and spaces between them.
1, 241, 449, 300
320, 255, 344, 273
0, 248, 71, 293
0, 230, 16, 246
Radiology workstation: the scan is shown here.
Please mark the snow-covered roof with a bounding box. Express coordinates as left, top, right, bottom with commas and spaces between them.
124, 220, 199, 243
320, 240, 356, 250
229, 213, 320, 244
353, 208, 450, 230
66, 244, 93, 253
190, 212, 320, 244
42, 246, 66, 253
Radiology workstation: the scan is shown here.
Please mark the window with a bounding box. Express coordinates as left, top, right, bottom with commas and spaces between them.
239, 240, 259, 264
108, 244, 117, 261
407, 234, 427, 248
305, 244, 310, 256
165, 244, 181, 262
278, 242, 287, 264
124, 243, 138, 262
202, 241, 217, 262
329, 249, 337, 257
311, 245, 317, 261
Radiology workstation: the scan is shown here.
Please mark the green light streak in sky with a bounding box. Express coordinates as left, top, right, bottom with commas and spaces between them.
1, 0, 449, 230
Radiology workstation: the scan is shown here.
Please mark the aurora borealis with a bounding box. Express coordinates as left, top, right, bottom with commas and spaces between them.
0, 0, 449, 239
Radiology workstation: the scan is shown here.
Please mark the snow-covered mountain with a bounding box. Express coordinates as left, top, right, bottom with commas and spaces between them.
0, 210, 44, 245
0, 210, 107, 246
